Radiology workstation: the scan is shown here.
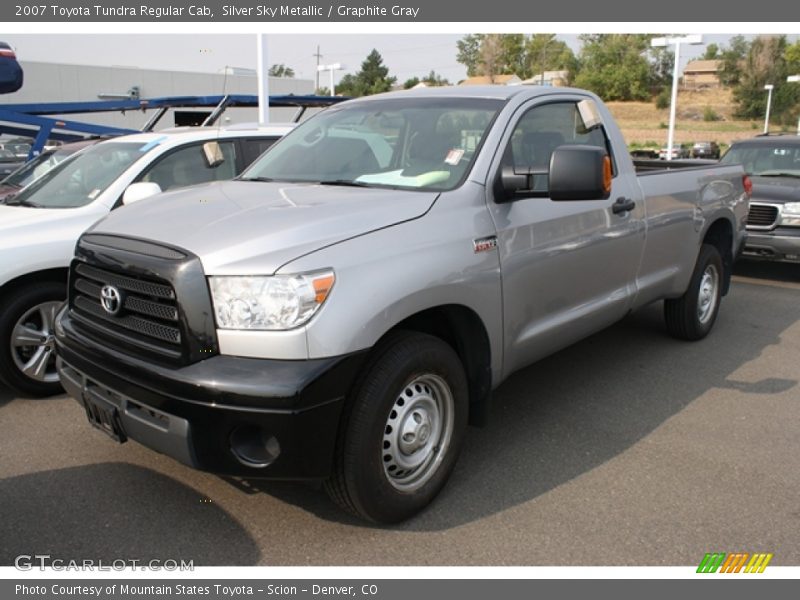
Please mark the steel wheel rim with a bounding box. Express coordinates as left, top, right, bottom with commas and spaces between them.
382, 373, 454, 492
10, 301, 62, 383
697, 264, 719, 325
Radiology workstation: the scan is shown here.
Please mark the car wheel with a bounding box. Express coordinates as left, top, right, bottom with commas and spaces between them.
664, 244, 723, 341
324, 331, 468, 523
0, 282, 65, 397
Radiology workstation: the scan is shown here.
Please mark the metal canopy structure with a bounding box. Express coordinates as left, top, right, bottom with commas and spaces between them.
0, 94, 349, 158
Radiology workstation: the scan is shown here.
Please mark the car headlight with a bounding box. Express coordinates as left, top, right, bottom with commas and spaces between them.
782, 202, 800, 216
781, 202, 800, 227
209, 270, 335, 330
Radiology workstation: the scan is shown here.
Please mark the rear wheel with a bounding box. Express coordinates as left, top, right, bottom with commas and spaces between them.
0, 282, 65, 397
324, 332, 468, 523
664, 244, 723, 341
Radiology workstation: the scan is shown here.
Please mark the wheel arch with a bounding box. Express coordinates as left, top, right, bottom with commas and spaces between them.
376, 304, 493, 427
701, 217, 734, 296
0, 268, 69, 302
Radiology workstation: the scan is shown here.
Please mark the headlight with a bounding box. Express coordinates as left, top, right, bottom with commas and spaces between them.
781, 202, 800, 227
209, 270, 335, 330
782, 202, 800, 216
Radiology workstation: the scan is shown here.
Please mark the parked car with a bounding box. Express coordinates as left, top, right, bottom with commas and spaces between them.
0, 139, 102, 202
0, 148, 24, 178
0, 124, 292, 396
659, 143, 690, 160
629, 148, 659, 160
692, 141, 721, 159
0, 41, 23, 94
720, 134, 800, 263
55, 86, 748, 523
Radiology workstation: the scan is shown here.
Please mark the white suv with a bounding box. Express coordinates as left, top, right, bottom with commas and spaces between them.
0, 125, 291, 396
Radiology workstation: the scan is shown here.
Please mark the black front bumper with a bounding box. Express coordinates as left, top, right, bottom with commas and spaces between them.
56, 310, 365, 479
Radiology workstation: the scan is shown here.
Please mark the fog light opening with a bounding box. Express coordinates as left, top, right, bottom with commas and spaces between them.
229, 425, 281, 468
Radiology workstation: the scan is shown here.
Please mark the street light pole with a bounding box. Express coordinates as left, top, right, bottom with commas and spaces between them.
651, 35, 703, 161
763, 84, 774, 134
788, 75, 800, 135
317, 63, 344, 96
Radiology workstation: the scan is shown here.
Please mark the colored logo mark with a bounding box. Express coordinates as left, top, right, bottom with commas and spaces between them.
697, 552, 773, 573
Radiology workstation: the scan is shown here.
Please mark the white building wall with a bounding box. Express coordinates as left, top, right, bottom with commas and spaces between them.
4, 61, 315, 131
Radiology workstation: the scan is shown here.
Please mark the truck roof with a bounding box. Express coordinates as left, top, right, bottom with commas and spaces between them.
348, 85, 592, 102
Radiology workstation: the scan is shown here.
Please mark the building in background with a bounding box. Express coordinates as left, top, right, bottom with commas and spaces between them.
459, 74, 522, 86
521, 70, 570, 87
2, 61, 315, 132
682, 60, 723, 89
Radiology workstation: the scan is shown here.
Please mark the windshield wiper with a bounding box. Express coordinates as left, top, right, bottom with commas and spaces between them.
3, 196, 41, 207
317, 179, 371, 188
238, 176, 275, 182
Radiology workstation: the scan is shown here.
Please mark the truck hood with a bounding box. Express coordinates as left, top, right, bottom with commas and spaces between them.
90, 180, 439, 274
749, 175, 800, 205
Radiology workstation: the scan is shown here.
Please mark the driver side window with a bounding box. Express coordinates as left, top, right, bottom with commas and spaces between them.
506, 101, 612, 193
140, 142, 237, 192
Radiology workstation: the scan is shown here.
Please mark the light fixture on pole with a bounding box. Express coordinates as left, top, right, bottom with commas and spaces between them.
317, 63, 344, 97
763, 84, 774, 134
651, 35, 703, 161
788, 75, 800, 135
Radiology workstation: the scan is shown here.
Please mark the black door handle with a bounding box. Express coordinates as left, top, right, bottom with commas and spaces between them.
612, 197, 636, 214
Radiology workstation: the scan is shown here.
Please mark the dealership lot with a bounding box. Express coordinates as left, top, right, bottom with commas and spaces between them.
1, 261, 798, 566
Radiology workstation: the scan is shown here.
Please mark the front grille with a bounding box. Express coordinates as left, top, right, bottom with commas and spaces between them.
746, 203, 779, 229
70, 262, 183, 359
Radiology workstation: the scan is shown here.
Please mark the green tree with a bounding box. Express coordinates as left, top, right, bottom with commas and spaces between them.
525, 34, 577, 82
422, 70, 450, 86
403, 77, 421, 89
719, 35, 750, 87
268, 64, 295, 78
335, 49, 397, 97
572, 34, 654, 101
786, 40, 800, 75
456, 34, 484, 77
732, 35, 800, 125
456, 33, 576, 82
703, 43, 720, 60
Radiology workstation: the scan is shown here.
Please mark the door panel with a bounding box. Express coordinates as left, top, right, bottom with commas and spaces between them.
486, 100, 645, 378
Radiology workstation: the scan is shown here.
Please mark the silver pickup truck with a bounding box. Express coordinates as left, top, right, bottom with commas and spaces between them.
54, 86, 749, 523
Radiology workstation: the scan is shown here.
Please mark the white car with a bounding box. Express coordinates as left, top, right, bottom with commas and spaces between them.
0, 124, 291, 396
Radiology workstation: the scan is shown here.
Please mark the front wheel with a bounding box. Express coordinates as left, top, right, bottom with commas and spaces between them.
664, 244, 723, 341
324, 332, 468, 523
0, 281, 66, 397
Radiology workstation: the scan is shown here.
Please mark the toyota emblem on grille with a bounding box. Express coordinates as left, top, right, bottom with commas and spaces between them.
100, 285, 123, 315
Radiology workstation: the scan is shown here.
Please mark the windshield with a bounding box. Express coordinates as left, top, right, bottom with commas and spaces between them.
720, 143, 800, 176
1, 146, 81, 188
8, 142, 147, 208
242, 97, 503, 191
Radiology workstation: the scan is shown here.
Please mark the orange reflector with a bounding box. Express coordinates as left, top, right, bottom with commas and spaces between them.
312, 274, 335, 304
602, 155, 612, 196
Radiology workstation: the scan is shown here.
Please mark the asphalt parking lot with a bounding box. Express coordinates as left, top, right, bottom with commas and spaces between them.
1, 260, 798, 567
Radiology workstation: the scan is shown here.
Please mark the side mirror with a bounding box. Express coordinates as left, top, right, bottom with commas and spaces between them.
499, 165, 531, 199
549, 145, 612, 201
123, 182, 162, 205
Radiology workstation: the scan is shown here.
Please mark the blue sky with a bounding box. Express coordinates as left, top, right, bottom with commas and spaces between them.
2, 33, 795, 86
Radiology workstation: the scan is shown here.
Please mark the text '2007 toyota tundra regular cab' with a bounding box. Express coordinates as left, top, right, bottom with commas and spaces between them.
55, 86, 749, 523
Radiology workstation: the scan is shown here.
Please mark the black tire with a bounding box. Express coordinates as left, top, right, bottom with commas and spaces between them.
664, 244, 723, 341
324, 331, 468, 523
0, 281, 66, 397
